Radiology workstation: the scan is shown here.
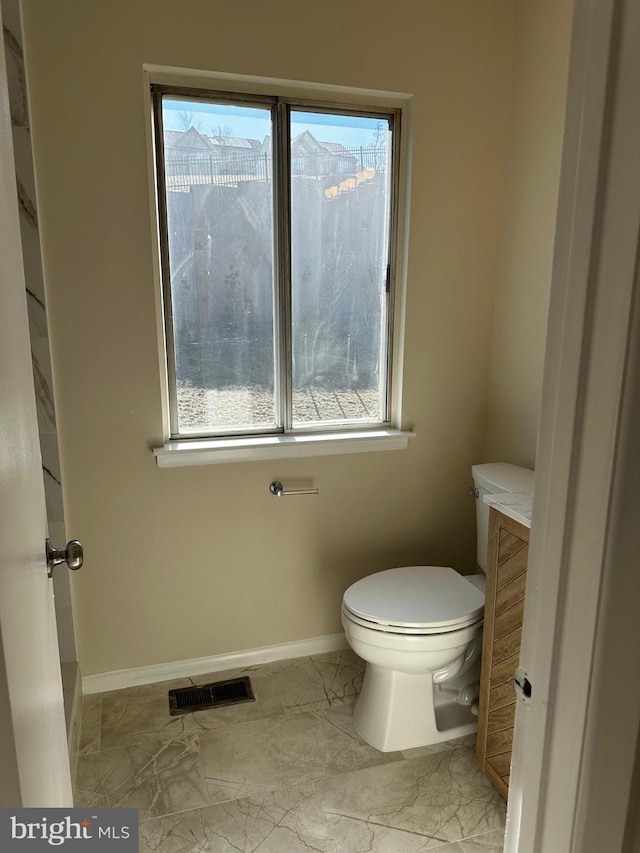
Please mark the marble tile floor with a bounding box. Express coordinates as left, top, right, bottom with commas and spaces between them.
76, 650, 505, 852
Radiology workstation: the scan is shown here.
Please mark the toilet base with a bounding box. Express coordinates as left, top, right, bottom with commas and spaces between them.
353, 663, 478, 752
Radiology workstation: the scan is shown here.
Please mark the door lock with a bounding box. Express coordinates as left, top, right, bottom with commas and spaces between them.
46, 538, 83, 578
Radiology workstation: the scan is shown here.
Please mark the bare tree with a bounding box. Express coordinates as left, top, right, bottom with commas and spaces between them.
371, 119, 387, 149
177, 111, 203, 132
211, 124, 233, 138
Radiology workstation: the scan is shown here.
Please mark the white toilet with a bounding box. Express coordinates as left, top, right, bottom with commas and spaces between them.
342, 462, 534, 752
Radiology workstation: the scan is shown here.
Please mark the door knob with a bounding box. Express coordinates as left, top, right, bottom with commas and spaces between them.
46, 538, 83, 578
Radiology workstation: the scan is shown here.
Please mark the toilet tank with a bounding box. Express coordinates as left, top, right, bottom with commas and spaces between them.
471, 463, 534, 571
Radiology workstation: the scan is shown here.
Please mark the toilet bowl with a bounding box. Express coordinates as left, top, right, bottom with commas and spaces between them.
342, 565, 485, 751
341, 462, 535, 753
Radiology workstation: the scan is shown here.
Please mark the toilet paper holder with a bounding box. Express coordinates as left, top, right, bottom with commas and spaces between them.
269, 481, 319, 497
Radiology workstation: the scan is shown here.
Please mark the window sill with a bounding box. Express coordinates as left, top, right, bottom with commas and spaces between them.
153, 428, 415, 468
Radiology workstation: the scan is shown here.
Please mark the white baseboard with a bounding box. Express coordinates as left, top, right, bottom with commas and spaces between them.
82, 632, 348, 695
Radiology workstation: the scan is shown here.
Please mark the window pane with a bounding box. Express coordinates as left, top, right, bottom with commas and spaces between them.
289, 110, 392, 427
161, 98, 277, 434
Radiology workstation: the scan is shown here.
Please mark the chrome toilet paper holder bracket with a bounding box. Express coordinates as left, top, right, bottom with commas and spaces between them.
269, 481, 319, 497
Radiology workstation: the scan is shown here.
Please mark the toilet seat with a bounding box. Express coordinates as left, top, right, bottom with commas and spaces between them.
342, 606, 483, 635
342, 566, 484, 636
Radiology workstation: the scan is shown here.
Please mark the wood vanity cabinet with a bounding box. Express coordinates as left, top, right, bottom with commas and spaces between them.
476, 507, 529, 799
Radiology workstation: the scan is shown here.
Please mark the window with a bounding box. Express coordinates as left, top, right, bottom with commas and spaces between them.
152, 85, 400, 441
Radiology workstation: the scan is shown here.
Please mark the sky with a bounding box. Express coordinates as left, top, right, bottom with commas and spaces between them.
163, 98, 389, 149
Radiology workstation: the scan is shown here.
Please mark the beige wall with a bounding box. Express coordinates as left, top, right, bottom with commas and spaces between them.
484, 0, 573, 469
21, 0, 514, 675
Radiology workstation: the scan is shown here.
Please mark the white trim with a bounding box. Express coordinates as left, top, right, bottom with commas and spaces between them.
505, 0, 616, 842
142, 73, 172, 440
143, 64, 412, 107
153, 429, 414, 467
506, 0, 640, 849
390, 98, 412, 428
82, 632, 348, 695
143, 66, 413, 449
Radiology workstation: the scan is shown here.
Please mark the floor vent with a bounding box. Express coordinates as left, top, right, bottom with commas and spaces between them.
168, 676, 255, 715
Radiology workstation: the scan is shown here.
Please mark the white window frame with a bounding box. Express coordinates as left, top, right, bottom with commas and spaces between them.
146, 69, 413, 466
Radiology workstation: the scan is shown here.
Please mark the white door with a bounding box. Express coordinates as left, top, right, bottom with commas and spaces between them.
0, 7, 72, 807
506, 0, 640, 848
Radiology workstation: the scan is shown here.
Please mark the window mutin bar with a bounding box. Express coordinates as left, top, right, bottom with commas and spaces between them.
275, 101, 293, 432
269, 102, 286, 433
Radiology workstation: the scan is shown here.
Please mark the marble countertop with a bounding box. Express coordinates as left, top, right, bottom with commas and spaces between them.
483, 490, 533, 529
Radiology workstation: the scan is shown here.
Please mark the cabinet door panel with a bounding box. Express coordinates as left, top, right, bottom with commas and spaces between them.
488, 751, 512, 778
487, 700, 516, 735
495, 571, 527, 614
489, 680, 516, 713
494, 600, 525, 640
477, 508, 529, 801
486, 726, 514, 757
496, 532, 528, 570
490, 651, 520, 688
493, 626, 522, 663
495, 546, 528, 590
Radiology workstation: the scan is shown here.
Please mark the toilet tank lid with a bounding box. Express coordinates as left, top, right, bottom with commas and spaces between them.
472, 462, 534, 494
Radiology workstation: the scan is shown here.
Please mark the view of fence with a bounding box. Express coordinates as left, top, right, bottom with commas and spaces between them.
163, 131, 391, 431
165, 145, 389, 191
